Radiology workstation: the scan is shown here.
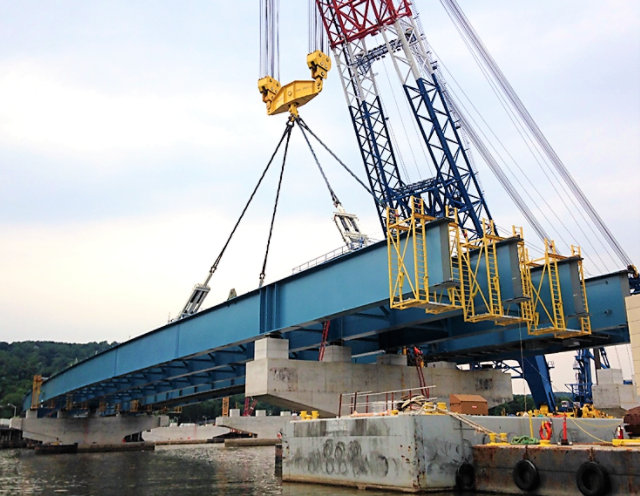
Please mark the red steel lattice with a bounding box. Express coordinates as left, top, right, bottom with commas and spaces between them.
316, 0, 413, 48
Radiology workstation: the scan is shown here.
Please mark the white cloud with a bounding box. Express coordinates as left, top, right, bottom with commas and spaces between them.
0, 62, 264, 160
0, 206, 362, 343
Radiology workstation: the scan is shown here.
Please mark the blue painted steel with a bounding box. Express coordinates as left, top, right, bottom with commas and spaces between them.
495, 239, 525, 306
403, 75, 491, 236
520, 355, 556, 410
22, 240, 631, 415
347, 96, 411, 229
425, 218, 453, 287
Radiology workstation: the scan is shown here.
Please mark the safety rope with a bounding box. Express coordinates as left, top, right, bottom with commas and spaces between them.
437, 407, 496, 436
510, 436, 539, 445
259, 121, 293, 287
568, 418, 611, 444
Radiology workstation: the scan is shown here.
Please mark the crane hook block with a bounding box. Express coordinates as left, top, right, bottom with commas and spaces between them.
258, 51, 331, 117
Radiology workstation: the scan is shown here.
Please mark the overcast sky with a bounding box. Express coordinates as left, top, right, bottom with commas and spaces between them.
1, 1, 638, 388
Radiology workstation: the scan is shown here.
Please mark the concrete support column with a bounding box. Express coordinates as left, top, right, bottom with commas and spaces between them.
626, 295, 640, 397
254, 337, 289, 360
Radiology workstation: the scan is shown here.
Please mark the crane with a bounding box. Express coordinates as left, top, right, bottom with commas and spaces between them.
173, 1, 633, 409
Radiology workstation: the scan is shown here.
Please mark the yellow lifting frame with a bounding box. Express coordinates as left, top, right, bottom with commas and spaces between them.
457, 219, 505, 323
526, 240, 565, 336
562, 245, 592, 338
258, 50, 331, 118
387, 197, 432, 309
526, 240, 590, 338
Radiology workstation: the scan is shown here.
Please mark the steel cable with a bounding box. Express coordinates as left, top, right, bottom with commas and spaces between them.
203, 121, 293, 286
259, 122, 293, 287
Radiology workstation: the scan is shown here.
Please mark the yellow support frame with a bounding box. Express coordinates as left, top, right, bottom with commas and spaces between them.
571, 245, 592, 336
387, 197, 432, 309
527, 240, 566, 336
31, 374, 43, 410
457, 219, 505, 323
527, 240, 591, 338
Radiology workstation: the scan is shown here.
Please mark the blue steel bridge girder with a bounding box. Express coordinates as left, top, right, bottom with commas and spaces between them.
68, 353, 251, 407
23, 240, 631, 415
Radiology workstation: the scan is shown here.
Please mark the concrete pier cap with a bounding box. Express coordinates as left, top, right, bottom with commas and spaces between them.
245, 337, 512, 417
12, 414, 169, 446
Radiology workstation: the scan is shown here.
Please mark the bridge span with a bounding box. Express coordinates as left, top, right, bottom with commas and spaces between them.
23, 235, 630, 417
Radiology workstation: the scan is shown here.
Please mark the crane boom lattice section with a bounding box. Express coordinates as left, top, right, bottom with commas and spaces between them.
315, 0, 491, 238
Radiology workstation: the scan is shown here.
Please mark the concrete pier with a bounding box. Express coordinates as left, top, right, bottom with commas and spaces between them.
246, 337, 512, 416
11, 414, 169, 447
216, 412, 296, 439
143, 423, 229, 444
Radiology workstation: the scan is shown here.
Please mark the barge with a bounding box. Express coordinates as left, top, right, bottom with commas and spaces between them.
281, 410, 639, 494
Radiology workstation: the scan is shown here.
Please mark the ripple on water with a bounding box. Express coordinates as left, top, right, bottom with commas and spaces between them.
0, 445, 455, 495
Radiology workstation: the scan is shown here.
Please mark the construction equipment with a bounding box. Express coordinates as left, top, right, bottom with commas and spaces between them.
318, 320, 331, 361
243, 397, 258, 416
313, 0, 581, 408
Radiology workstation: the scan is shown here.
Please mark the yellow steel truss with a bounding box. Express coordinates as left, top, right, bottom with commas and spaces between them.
526, 240, 591, 338
457, 219, 506, 323
387, 197, 432, 309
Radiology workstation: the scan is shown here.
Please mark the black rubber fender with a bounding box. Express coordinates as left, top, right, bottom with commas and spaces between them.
513, 459, 540, 492
455, 462, 475, 491
576, 461, 610, 496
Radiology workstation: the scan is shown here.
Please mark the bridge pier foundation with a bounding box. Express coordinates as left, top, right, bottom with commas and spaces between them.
10, 414, 169, 446
245, 337, 512, 416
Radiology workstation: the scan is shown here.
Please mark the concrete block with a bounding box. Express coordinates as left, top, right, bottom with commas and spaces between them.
216, 415, 292, 439
626, 294, 640, 310
597, 368, 623, 384
376, 353, 407, 366
254, 337, 289, 360
322, 345, 351, 363
245, 355, 512, 416
255, 410, 266, 417
229, 408, 241, 417
426, 361, 458, 369
15, 415, 169, 445
282, 415, 624, 492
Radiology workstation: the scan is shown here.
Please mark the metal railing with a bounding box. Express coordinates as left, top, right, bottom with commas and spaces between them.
291, 239, 378, 274
337, 386, 436, 417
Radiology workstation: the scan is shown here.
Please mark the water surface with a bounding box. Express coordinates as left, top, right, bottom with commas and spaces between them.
0, 445, 457, 495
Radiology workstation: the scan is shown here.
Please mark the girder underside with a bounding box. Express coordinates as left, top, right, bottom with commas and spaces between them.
24, 241, 630, 415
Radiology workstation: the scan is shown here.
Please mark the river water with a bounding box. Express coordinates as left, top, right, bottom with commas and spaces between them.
0, 445, 458, 495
